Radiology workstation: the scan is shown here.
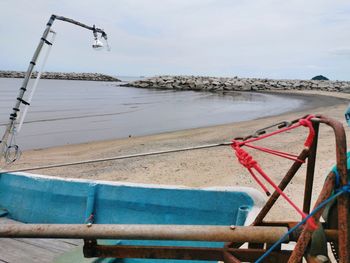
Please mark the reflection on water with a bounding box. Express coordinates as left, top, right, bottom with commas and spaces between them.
0, 78, 304, 150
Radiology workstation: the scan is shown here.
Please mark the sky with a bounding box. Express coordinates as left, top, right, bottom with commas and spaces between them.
0, 0, 349, 80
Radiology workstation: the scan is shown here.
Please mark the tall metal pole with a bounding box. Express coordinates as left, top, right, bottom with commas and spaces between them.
0, 14, 108, 164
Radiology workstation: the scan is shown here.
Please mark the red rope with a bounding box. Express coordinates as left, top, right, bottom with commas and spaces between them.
298, 116, 315, 148
244, 143, 304, 163
235, 115, 315, 148
231, 115, 317, 229
234, 146, 271, 195
247, 167, 271, 196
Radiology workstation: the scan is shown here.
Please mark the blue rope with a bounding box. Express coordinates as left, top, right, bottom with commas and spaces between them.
255, 186, 350, 263
333, 167, 350, 197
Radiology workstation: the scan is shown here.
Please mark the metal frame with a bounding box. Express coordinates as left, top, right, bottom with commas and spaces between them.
0, 115, 348, 262
225, 114, 349, 262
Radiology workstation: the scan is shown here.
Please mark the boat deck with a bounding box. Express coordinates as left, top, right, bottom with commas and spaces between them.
0, 217, 83, 263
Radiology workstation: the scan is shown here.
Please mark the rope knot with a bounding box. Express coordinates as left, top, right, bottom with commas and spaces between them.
298, 115, 315, 148
233, 145, 257, 169
298, 118, 309, 127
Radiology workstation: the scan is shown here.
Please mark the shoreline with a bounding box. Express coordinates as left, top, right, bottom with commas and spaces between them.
3, 90, 350, 220
6, 89, 349, 170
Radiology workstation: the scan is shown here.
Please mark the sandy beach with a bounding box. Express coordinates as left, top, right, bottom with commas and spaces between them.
3, 90, 350, 221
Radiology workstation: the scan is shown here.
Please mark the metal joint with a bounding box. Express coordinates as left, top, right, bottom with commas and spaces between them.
41, 37, 52, 45
16, 97, 30, 105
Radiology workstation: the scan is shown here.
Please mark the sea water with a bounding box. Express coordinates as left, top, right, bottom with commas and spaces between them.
0, 78, 303, 150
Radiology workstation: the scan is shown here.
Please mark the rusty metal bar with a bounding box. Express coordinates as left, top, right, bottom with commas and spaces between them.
317, 115, 349, 263
0, 224, 288, 243
223, 251, 242, 263
303, 121, 319, 214
260, 221, 339, 242
83, 244, 292, 262
253, 148, 309, 225
85, 244, 226, 261
288, 169, 336, 262
226, 248, 292, 262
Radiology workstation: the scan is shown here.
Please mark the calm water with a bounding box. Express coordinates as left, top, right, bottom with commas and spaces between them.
0, 78, 304, 150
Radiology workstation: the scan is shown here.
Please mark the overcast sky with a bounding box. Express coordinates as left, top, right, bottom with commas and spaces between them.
0, 0, 349, 80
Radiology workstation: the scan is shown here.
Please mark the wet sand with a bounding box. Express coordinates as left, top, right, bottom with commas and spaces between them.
3, 90, 350, 221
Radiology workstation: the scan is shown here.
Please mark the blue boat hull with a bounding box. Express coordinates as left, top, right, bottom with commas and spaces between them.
0, 172, 264, 262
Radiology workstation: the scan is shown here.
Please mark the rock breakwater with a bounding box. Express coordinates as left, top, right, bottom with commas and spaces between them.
124, 75, 350, 93
0, 71, 120, 82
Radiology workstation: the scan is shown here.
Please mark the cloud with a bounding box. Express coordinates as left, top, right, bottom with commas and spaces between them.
329, 48, 350, 58
0, 0, 349, 80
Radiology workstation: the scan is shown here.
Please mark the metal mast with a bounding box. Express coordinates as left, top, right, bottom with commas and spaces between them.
0, 14, 109, 165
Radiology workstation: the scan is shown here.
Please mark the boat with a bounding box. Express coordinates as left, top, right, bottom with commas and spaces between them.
0, 171, 264, 262
0, 172, 264, 226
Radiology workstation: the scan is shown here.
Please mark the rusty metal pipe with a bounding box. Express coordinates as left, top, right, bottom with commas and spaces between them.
223, 251, 242, 263
288, 170, 336, 262
303, 121, 319, 214
317, 115, 349, 263
84, 245, 292, 262
0, 224, 288, 243
253, 148, 310, 225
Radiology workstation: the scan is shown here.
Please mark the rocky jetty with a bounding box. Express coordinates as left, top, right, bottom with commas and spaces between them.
123, 75, 350, 93
0, 71, 120, 82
